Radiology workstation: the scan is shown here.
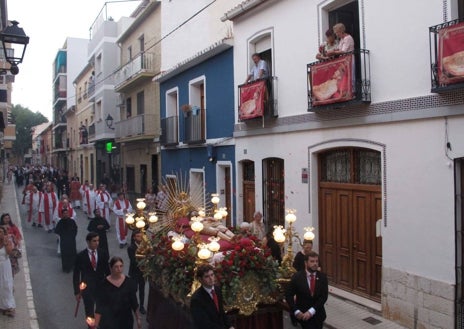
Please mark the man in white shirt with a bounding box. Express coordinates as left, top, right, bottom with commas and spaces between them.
245, 53, 269, 83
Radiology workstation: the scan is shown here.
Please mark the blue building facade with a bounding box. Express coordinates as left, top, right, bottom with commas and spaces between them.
158, 45, 236, 224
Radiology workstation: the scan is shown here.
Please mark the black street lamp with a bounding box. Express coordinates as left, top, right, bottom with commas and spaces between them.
105, 114, 115, 130
0, 20, 29, 75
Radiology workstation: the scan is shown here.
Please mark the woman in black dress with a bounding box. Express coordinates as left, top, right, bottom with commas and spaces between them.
94, 256, 142, 329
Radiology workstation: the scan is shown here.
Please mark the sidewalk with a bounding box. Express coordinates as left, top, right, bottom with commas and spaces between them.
0, 182, 38, 329
0, 181, 407, 329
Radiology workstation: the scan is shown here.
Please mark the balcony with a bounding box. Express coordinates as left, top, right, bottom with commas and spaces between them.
160, 115, 178, 146
307, 49, 371, 111
183, 107, 205, 144
114, 113, 160, 141
88, 120, 115, 142
114, 52, 157, 92
429, 18, 464, 93
238, 77, 278, 122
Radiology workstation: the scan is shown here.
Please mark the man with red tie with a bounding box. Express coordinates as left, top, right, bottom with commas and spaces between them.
73, 232, 110, 321
190, 264, 234, 329
285, 251, 328, 329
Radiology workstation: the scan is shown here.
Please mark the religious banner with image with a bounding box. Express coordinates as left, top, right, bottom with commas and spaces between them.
311, 54, 354, 106
438, 22, 464, 86
239, 80, 266, 120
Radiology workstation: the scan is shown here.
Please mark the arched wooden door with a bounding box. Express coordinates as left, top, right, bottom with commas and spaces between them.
319, 148, 382, 301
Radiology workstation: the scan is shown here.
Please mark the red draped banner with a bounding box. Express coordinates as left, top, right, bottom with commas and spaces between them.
438, 22, 464, 85
239, 80, 266, 120
311, 54, 354, 106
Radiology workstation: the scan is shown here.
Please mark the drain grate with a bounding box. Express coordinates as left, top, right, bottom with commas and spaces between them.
362, 317, 382, 325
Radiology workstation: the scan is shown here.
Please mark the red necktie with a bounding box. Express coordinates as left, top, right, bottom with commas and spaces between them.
310, 273, 316, 296
91, 250, 97, 270
211, 289, 219, 311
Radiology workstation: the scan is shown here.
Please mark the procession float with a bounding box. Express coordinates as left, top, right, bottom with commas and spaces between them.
128, 174, 314, 329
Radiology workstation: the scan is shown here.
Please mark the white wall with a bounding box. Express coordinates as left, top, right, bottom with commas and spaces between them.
235, 113, 464, 283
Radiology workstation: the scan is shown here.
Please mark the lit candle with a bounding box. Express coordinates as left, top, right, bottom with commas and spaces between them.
79, 282, 87, 291
86, 317, 95, 327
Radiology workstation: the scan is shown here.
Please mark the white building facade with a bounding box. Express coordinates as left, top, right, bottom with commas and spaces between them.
225, 0, 464, 328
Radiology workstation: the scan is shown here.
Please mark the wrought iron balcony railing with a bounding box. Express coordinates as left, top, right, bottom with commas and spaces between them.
237, 77, 278, 122
429, 18, 464, 93
307, 49, 370, 111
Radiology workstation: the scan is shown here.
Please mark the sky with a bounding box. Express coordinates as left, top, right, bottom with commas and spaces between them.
7, 0, 142, 121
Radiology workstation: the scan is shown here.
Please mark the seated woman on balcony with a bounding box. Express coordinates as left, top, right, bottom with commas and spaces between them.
316, 29, 339, 61
326, 23, 355, 57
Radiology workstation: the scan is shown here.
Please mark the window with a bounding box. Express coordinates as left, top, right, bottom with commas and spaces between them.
248, 31, 273, 77
327, 1, 360, 51
96, 100, 102, 121
127, 46, 132, 62
166, 88, 178, 118
126, 97, 132, 118
139, 35, 145, 52
137, 91, 144, 115
95, 53, 102, 77
190, 170, 205, 208
189, 77, 205, 110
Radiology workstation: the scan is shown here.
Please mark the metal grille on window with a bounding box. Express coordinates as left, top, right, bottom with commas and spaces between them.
356, 150, 381, 185
321, 150, 351, 183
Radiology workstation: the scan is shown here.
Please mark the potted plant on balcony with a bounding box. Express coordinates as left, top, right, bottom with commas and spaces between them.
181, 104, 192, 117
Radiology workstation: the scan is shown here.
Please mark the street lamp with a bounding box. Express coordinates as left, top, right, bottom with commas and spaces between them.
0, 21, 29, 75
105, 114, 115, 130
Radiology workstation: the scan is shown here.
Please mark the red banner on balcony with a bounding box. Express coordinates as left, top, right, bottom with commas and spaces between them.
239, 80, 266, 120
311, 54, 354, 106
438, 22, 464, 85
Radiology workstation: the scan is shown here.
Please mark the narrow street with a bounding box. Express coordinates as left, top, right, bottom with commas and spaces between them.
15, 185, 149, 329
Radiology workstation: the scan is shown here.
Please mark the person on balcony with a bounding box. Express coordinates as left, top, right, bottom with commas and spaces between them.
316, 29, 339, 60
326, 23, 355, 57
244, 53, 269, 84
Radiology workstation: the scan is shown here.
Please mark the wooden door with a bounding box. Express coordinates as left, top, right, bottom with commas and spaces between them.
242, 160, 255, 222
319, 148, 382, 301
320, 185, 381, 300
243, 181, 255, 222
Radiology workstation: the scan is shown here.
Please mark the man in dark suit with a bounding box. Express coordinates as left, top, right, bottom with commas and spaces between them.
285, 251, 328, 329
190, 264, 235, 329
73, 232, 110, 320
127, 230, 146, 314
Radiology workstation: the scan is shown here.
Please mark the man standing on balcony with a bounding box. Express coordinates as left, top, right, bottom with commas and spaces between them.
244, 53, 269, 83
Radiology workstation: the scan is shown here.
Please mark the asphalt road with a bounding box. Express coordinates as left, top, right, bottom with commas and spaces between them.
15, 186, 149, 329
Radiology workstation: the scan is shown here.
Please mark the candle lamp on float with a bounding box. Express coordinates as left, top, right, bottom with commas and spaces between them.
125, 198, 159, 258
273, 209, 316, 280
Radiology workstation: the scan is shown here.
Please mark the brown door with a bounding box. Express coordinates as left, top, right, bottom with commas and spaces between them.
319, 148, 382, 301
242, 160, 256, 222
